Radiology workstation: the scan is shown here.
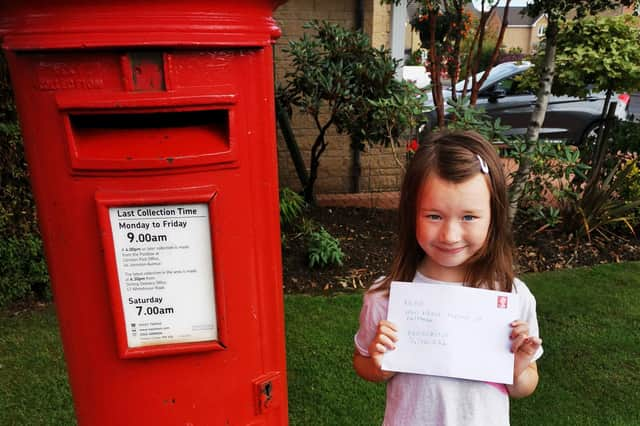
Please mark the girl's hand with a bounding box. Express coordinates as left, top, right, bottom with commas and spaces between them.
510, 320, 542, 379
368, 320, 399, 370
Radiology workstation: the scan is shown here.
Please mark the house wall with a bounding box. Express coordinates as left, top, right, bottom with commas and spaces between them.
502, 27, 534, 54
273, 0, 405, 195
530, 16, 548, 53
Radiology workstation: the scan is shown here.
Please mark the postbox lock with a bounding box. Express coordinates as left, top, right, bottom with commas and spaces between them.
128, 51, 166, 92
253, 372, 281, 415
261, 382, 273, 406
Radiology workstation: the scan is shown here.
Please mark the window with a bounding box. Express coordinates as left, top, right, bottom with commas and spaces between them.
537, 25, 546, 37
391, 0, 410, 70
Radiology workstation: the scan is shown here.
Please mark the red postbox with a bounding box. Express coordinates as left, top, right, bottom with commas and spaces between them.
1, 1, 288, 424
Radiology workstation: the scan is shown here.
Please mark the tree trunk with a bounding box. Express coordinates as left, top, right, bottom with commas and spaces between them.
508, 21, 558, 222
470, 0, 512, 105
276, 98, 309, 190
304, 117, 332, 205
424, 10, 445, 128
448, 2, 464, 103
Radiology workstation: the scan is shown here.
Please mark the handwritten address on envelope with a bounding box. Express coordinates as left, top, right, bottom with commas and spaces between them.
381, 281, 519, 384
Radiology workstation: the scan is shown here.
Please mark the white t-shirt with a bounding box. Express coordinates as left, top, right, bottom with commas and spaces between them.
354, 272, 543, 426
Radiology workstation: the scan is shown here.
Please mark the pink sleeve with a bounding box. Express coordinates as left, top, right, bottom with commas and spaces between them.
354, 289, 389, 357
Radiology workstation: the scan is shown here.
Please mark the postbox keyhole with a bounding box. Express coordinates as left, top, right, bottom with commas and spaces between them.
253, 373, 279, 414
128, 51, 165, 92
261, 381, 272, 406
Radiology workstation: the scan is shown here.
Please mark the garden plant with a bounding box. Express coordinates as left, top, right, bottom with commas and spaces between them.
278, 20, 426, 204
508, 0, 639, 218
0, 55, 48, 307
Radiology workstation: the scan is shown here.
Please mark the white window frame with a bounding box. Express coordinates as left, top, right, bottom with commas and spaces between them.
390, 0, 408, 79
537, 24, 546, 37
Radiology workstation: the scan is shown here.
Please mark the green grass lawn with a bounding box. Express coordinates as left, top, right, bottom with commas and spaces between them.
2, 262, 639, 425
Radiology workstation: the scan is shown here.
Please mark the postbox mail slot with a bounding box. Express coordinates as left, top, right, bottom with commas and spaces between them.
66, 109, 234, 171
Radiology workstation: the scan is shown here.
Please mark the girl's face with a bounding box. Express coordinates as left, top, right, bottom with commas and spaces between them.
415, 172, 491, 282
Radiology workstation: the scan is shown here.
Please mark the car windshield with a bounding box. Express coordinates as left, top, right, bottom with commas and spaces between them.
454, 61, 531, 92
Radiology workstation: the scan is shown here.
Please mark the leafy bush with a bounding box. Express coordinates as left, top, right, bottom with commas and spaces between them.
442, 97, 513, 143
503, 131, 640, 239
503, 138, 590, 230
279, 187, 344, 269
1, 53, 50, 305
405, 49, 426, 66
280, 20, 426, 203
620, 158, 640, 232
0, 55, 39, 238
307, 226, 344, 269
0, 235, 50, 306
603, 119, 640, 156
567, 159, 640, 239
369, 80, 428, 170
620, 159, 640, 202
279, 188, 306, 226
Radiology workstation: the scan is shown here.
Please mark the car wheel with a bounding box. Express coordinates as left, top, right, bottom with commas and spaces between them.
580, 121, 602, 148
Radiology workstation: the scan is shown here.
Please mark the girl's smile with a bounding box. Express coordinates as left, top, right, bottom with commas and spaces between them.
416, 172, 491, 282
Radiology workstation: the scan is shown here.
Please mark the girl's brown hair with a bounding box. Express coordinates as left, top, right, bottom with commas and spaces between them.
375, 130, 515, 293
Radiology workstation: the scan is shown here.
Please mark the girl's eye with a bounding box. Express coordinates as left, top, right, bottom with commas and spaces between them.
426, 214, 441, 221
462, 215, 476, 222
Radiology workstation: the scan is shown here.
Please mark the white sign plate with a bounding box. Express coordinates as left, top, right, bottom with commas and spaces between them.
109, 203, 217, 348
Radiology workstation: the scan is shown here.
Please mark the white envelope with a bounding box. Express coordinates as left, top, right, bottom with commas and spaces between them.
381, 281, 519, 384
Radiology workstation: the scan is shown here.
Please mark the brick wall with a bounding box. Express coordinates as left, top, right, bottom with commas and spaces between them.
273, 0, 405, 195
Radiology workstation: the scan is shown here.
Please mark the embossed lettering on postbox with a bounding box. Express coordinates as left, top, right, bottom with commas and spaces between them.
36, 53, 123, 91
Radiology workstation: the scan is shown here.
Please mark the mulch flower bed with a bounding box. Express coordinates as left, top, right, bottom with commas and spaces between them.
281, 207, 640, 294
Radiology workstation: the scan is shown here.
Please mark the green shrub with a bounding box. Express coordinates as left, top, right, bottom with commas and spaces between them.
279, 186, 345, 269
502, 129, 640, 238
568, 158, 640, 239
0, 54, 39, 238
621, 159, 640, 231
280, 20, 425, 203
443, 97, 513, 143
279, 187, 306, 226
609, 119, 640, 154
503, 138, 590, 231
0, 234, 50, 306
1, 53, 50, 305
307, 226, 344, 268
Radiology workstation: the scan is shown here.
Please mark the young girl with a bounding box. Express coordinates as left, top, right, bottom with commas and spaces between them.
353, 130, 542, 425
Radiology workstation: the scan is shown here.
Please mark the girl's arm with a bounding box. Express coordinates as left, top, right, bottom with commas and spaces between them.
507, 361, 539, 398
353, 320, 398, 382
507, 320, 542, 398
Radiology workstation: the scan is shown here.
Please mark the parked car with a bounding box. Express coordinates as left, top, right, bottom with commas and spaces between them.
425, 61, 630, 145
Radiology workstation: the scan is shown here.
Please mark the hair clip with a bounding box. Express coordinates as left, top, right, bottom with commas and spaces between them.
477, 154, 489, 174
